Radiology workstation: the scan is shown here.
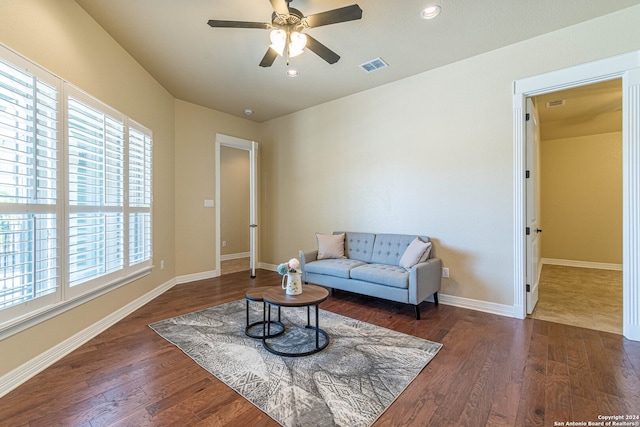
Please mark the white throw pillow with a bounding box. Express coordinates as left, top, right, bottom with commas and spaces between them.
316, 233, 346, 260
399, 237, 432, 270
419, 240, 433, 263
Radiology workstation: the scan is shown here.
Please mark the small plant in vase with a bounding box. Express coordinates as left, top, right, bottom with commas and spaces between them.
278, 258, 302, 295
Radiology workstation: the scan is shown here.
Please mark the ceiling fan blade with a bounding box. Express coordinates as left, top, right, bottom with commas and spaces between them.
304, 4, 362, 28
207, 20, 271, 29
259, 48, 279, 67
270, 0, 290, 16
305, 35, 340, 64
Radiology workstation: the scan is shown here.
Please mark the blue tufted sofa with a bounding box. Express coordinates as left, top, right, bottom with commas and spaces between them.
299, 232, 442, 319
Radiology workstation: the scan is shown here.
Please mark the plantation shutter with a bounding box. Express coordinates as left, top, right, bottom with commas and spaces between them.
1, 45, 152, 333
0, 56, 61, 313
128, 125, 152, 266
67, 94, 125, 288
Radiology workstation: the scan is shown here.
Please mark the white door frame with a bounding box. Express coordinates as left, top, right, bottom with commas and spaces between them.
215, 134, 259, 277
513, 50, 640, 341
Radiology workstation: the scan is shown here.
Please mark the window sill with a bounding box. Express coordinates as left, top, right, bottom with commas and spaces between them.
0, 267, 152, 341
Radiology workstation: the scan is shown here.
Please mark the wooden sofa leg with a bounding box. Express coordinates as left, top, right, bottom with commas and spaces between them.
414, 304, 421, 320
434, 292, 439, 306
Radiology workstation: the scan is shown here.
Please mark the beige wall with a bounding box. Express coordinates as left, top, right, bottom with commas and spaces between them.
221, 146, 250, 256
174, 100, 259, 276
0, 0, 175, 376
540, 132, 622, 264
258, 5, 640, 306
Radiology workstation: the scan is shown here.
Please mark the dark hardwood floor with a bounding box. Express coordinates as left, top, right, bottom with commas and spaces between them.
2, 269, 639, 426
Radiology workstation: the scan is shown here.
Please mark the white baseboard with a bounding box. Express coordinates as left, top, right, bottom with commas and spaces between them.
438, 293, 515, 318
220, 252, 250, 261
175, 269, 219, 284
0, 277, 177, 399
624, 323, 640, 342
259, 262, 277, 272
542, 258, 623, 271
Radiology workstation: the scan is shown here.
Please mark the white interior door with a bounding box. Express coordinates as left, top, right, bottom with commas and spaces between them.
249, 140, 258, 278
526, 98, 540, 315
216, 134, 259, 278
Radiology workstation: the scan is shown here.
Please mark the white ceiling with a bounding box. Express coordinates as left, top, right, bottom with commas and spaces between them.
74, 0, 638, 123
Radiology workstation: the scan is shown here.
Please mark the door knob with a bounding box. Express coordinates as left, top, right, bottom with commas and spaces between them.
535, 228, 543, 233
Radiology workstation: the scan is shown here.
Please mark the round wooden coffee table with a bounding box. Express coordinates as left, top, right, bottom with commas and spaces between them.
261, 284, 330, 357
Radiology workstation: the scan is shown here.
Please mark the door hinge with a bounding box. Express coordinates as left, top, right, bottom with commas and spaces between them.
526, 284, 531, 292
525, 113, 530, 121
526, 227, 530, 235
526, 170, 530, 179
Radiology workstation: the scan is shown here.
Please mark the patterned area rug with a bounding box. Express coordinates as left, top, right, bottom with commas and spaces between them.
150, 299, 442, 427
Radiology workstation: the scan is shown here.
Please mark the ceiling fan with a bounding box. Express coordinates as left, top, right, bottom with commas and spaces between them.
207, 0, 363, 67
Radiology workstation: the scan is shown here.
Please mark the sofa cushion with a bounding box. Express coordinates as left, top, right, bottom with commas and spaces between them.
350, 263, 409, 289
399, 237, 432, 270
305, 259, 366, 279
337, 231, 376, 263
316, 232, 346, 259
370, 234, 419, 265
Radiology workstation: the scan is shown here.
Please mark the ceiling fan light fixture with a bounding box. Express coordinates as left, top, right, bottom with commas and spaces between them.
289, 31, 307, 58
269, 29, 286, 56
208, 3, 363, 67
421, 5, 442, 19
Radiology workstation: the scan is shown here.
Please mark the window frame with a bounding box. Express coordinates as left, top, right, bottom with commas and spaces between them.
0, 44, 153, 338
0, 47, 64, 325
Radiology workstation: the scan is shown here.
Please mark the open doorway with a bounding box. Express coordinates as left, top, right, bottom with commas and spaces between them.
220, 145, 251, 275
512, 50, 640, 342
528, 80, 623, 334
215, 134, 259, 278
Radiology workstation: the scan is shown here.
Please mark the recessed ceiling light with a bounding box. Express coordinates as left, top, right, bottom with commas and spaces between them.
421, 5, 441, 19
244, 109, 253, 115
286, 69, 299, 77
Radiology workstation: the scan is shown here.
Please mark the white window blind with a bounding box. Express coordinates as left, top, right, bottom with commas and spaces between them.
0, 55, 61, 314
67, 95, 125, 288
0, 45, 153, 331
128, 126, 152, 266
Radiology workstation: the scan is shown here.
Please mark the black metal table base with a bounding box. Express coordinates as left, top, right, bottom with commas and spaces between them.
245, 300, 284, 339
262, 303, 329, 357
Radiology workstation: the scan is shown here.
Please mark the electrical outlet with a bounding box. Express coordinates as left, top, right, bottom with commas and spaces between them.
222, 241, 227, 247
442, 267, 449, 278
160, 260, 165, 270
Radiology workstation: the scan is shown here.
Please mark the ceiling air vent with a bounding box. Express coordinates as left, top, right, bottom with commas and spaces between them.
360, 57, 388, 73
546, 99, 565, 108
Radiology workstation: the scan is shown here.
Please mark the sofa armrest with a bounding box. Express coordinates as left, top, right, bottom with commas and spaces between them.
408, 257, 442, 305
299, 249, 318, 282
